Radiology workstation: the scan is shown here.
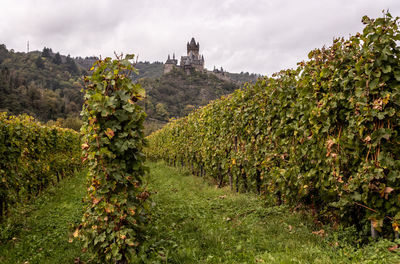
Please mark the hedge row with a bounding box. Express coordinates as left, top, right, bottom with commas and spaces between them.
0, 113, 80, 218
146, 13, 400, 233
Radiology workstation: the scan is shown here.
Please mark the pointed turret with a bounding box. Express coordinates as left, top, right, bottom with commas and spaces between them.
187, 37, 200, 57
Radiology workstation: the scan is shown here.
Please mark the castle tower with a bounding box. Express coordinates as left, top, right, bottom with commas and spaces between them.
163, 53, 178, 74
187, 37, 200, 57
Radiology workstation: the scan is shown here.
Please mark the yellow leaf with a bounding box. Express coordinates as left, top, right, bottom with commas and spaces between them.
129, 208, 136, 215
73, 228, 79, 238
105, 128, 114, 139
93, 197, 101, 205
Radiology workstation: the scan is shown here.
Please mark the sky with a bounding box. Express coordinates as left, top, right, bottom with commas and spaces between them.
1, 0, 400, 75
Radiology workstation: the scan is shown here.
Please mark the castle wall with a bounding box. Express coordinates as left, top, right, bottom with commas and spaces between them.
163, 64, 176, 74
209, 71, 230, 81
192, 64, 204, 71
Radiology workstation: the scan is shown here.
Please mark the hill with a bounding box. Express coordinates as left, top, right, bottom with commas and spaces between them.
0, 45, 83, 122
0, 45, 260, 133
131, 61, 164, 81
139, 68, 241, 134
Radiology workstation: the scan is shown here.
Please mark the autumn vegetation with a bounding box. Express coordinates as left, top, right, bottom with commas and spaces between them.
146, 12, 400, 237
1, 11, 400, 264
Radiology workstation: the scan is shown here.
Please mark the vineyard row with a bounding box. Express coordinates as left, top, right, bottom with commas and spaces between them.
146, 13, 400, 234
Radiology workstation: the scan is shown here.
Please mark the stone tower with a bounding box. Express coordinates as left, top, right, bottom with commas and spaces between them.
180, 37, 204, 74
163, 53, 178, 74
187, 37, 200, 57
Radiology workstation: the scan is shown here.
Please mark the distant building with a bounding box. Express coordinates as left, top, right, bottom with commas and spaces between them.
164, 37, 205, 74
163, 53, 178, 74
211, 66, 230, 81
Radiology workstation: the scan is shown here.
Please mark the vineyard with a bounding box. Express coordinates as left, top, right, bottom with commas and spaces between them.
1, 12, 400, 264
0, 113, 80, 218
146, 13, 400, 236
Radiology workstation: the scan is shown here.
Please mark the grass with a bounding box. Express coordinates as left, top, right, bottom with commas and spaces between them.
0, 170, 89, 264
141, 162, 400, 264
1, 162, 400, 263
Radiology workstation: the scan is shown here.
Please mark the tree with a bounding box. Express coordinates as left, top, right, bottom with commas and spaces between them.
65, 55, 79, 74
155, 102, 169, 121
42, 47, 52, 58
35, 56, 44, 69
53, 52, 62, 65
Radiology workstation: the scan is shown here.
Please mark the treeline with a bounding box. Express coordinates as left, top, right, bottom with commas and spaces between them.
0, 44, 260, 134
0, 45, 83, 123
0, 113, 80, 218
146, 13, 400, 235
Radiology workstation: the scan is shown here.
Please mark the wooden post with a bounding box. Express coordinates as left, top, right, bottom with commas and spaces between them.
256, 169, 261, 195
371, 220, 378, 239
228, 168, 233, 191
218, 165, 223, 188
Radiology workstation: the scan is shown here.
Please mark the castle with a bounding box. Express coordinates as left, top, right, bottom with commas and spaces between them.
164, 37, 205, 74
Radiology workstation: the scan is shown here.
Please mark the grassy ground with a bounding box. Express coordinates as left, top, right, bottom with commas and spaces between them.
0, 170, 89, 264
141, 162, 400, 264
1, 162, 400, 263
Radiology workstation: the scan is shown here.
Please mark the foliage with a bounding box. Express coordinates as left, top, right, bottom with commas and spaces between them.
140, 68, 239, 131
53, 52, 62, 65
0, 112, 80, 219
130, 61, 164, 81
225, 71, 259, 84
3, 162, 399, 263
0, 170, 90, 263
79, 54, 150, 262
46, 116, 83, 131
0, 43, 249, 136
143, 162, 400, 263
146, 13, 400, 234
0, 45, 83, 122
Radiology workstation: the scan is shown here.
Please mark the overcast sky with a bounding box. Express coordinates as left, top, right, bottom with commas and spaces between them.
1, 0, 400, 75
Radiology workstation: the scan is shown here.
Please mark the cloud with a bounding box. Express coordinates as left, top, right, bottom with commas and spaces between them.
1, 0, 400, 75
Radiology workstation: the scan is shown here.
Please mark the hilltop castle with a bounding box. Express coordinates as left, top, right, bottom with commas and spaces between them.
164, 37, 205, 74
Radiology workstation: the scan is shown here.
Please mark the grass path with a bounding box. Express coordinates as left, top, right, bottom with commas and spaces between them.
1, 162, 399, 263
0, 170, 89, 264
143, 162, 400, 263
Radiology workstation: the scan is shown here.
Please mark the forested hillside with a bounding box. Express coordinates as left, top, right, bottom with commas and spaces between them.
0, 45, 260, 133
131, 61, 164, 80
0, 45, 83, 122
142, 69, 237, 119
